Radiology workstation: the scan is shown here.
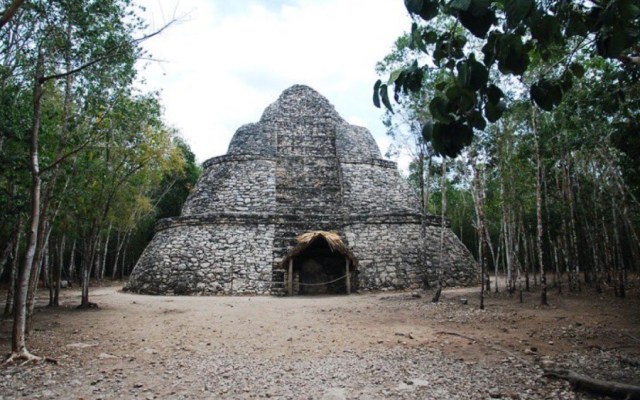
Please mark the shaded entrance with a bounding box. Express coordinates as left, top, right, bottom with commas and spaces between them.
282, 231, 357, 296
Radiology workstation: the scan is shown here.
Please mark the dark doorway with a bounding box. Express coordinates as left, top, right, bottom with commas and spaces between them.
293, 236, 348, 295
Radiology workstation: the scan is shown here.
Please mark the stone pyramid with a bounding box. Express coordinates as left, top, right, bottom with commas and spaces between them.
125, 85, 478, 295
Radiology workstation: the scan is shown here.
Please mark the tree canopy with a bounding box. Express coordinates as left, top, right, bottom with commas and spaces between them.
374, 0, 640, 157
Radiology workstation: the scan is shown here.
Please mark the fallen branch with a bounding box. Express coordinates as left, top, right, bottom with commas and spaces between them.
544, 369, 640, 400
435, 331, 477, 342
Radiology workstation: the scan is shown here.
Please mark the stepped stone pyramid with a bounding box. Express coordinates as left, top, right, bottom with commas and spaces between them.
125, 85, 478, 295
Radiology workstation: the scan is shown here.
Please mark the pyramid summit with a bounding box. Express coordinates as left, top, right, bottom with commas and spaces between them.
125, 85, 477, 295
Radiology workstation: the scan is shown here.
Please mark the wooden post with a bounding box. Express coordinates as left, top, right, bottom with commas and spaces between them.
345, 258, 351, 295
288, 258, 293, 296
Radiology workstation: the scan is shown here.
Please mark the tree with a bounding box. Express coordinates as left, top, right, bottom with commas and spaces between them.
375, 0, 639, 158
1, 0, 175, 363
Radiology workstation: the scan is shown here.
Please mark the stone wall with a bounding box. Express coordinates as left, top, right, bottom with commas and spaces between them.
126, 223, 275, 295
422, 225, 479, 287
182, 156, 276, 216
341, 162, 421, 214
344, 222, 424, 291
336, 125, 381, 160
227, 123, 275, 156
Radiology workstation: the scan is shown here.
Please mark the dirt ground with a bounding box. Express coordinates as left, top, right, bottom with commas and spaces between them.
0, 281, 639, 399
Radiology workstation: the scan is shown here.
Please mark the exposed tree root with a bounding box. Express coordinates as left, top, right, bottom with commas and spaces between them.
76, 302, 99, 310
5, 350, 58, 366
544, 369, 640, 400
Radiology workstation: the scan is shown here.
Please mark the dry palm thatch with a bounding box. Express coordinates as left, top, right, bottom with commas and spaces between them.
281, 231, 357, 266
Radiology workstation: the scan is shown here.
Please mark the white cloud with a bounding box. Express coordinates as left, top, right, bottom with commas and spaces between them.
136, 0, 409, 163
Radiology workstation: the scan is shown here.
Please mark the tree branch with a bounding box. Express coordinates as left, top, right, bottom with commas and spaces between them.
40, 18, 177, 83
0, 0, 25, 30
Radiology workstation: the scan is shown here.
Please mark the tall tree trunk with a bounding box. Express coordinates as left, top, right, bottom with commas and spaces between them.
100, 222, 112, 280
519, 217, 530, 291
68, 238, 76, 284
10, 50, 44, 360
611, 201, 626, 298
532, 108, 547, 306
432, 159, 447, 303
93, 235, 102, 280
424, 156, 432, 214
79, 226, 99, 308
111, 231, 122, 280
473, 162, 487, 310
53, 235, 65, 306
3, 229, 21, 318
563, 161, 580, 291
26, 222, 52, 334
45, 243, 54, 306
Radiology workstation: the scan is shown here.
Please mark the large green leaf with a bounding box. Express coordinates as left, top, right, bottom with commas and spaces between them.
407, 0, 439, 21
530, 14, 563, 47
450, 0, 471, 11
459, 4, 496, 38
431, 121, 474, 158
486, 84, 504, 104
566, 10, 589, 37
380, 84, 394, 113
388, 68, 403, 85
596, 27, 631, 58
429, 96, 454, 124
404, 0, 424, 14
530, 79, 562, 111
468, 110, 487, 130
373, 80, 382, 108
497, 34, 529, 76
456, 55, 488, 91
410, 22, 426, 52
505, 0, 534, 28
485, 100, 506, 122
422, 120, 434, 141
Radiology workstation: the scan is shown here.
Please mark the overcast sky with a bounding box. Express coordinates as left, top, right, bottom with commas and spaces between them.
136, 0, 410, 167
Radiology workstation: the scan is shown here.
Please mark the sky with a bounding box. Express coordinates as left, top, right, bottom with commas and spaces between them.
136, 0, 411, 168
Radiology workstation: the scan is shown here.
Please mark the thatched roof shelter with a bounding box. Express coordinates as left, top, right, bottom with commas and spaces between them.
281, 231, 358, 267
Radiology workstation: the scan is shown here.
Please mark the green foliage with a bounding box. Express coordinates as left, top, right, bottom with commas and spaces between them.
0, 0, 193, 279
375, 0, 640, 157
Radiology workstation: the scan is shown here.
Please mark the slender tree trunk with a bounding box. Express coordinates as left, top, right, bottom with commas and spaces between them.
111, 231, 122, 280
424, 156, 432, 214
121, 231, 131, 277
79, 227, 99, 308
53, 235, 65, 306
484, 225, 496, 293
432, 159, 447, 303
520, 217, 530, 292
563, 161, 580, 291
45, 243, 54, 306
10, 51, 44, 360
93, 235, 102, 281
100, 222, 112, 280
3, 229, 21, 318
474, 164, 486, 310
68, 238, 76, 284
532, 108, 547, 306
26, 223, 52, 333
611, 201, 626, 298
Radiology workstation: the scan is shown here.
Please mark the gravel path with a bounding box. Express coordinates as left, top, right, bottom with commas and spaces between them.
1, 284, 638, 399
